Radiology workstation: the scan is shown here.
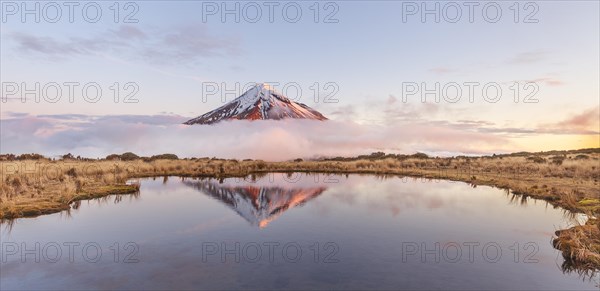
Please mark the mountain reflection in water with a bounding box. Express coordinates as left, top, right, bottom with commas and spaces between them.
184, 179, 327, 228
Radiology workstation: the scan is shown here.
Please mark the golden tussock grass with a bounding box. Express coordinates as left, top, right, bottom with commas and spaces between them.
0, 149, 598, 270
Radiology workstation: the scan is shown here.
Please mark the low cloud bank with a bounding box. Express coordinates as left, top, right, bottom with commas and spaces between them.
0, 113, 515, 161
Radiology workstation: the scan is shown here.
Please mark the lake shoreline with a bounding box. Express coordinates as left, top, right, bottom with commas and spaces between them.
1, 150, 599, 271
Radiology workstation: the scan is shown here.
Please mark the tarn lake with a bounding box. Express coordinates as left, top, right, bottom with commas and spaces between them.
1, 173, 598, 290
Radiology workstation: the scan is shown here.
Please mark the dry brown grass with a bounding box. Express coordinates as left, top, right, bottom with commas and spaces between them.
0, 160, 139, 219
1, 150, 599, 270
553, 218, 600, 274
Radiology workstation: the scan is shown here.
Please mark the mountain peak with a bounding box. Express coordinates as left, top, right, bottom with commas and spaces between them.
243, 82, 285, 102
184, 82, 327, 125
254, 82, 273, 90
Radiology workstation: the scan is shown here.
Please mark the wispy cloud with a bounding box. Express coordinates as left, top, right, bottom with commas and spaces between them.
11, 33, 89, 56
112, 25, 148, 40
539, 106, 600, 134
7, 24, 241, 64
504, 76, 565, 87
328, 105, 357, 121
383, 100, 441, 123
508, 50, 548, 64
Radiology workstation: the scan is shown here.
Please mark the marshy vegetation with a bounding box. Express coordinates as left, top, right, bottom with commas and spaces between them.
0, 148, 598, 271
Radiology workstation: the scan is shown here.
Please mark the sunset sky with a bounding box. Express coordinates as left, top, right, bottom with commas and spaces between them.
1, 1, 598, 159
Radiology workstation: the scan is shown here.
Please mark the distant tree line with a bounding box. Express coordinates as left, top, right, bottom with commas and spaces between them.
105, 152, 179, 161
1, 148, 598, 162
322, 152, 431, 162
0, 153, 47, 161
0, 152, 179, 162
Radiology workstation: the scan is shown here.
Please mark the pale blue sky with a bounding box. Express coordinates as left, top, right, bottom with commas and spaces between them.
1, 1, 599, 156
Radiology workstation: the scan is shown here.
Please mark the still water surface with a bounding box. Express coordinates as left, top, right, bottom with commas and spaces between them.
1, 173, 598, 290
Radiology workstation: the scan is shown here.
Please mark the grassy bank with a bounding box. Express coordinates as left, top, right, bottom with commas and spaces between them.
1, 148, 598, 271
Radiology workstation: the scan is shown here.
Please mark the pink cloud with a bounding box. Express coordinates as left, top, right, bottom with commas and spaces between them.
0, 113, 515, 160
558, 107, 600, 129
540, 106, 600, 134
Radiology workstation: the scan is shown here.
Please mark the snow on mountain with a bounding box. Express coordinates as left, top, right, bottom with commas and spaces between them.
184, 180, 326, 228
184, 83, 328, 125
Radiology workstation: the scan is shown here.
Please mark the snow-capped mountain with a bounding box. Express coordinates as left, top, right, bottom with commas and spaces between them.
184, 83, 328, 125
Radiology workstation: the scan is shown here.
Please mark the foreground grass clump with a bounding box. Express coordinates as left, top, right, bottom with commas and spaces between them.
553, 218, 600, 273
0, 148, 599, 271
0, 184, 140, 219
